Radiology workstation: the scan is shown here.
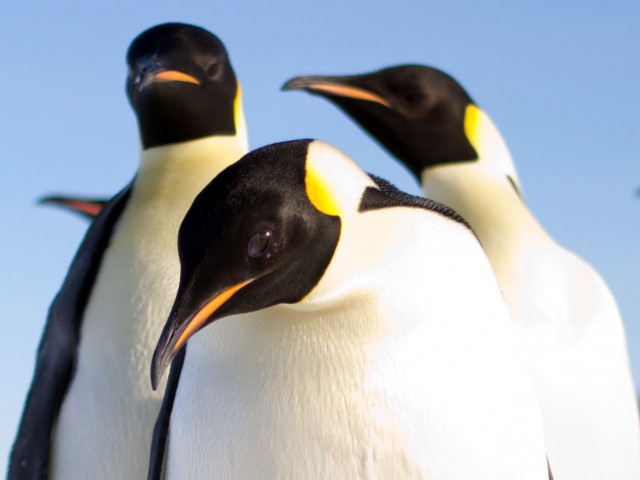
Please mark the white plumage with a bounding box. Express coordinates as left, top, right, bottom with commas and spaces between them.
160, 140, 550, 479
51, 133, 248, 479
422, 108, 640, 479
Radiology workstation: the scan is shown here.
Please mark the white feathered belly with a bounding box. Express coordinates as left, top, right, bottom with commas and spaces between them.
167, 302, 548, 480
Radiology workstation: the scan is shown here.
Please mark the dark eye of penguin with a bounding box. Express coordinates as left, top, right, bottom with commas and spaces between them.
206, 62, 220, 79
247, 230, 273, 257
404, 91, 426, 105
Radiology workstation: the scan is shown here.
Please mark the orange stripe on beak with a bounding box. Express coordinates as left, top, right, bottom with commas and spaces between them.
304, 83, 390, 107
172, 280, 252, 354
152, 70, 201, 85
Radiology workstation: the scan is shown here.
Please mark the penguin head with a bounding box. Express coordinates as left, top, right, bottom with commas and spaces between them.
126, 23, 242, 149
150, 139, 376, 389
283, 65, 482, 179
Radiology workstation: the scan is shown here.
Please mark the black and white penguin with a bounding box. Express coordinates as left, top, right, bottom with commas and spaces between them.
149, 139, 551, 479
9, 23, 248, 480
283, 66, 640, 480
39, 195, 107, 219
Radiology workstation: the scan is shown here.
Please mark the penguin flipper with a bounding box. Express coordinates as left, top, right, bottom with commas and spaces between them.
39, 195, 108, 220
148, 347, 187, 480
8, 185, 132, 480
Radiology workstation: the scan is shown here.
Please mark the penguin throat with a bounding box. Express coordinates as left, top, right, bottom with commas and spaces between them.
365, 119, 479, 181
138, 135, 248, 186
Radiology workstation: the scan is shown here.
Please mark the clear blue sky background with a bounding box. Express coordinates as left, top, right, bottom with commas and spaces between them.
1, 0, 638, 472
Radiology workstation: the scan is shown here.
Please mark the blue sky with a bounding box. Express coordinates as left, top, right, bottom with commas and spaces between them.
1, 0, 638, 472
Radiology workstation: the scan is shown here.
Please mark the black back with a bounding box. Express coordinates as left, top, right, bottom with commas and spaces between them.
8, 185, 132, 480
360, 174, 472, 231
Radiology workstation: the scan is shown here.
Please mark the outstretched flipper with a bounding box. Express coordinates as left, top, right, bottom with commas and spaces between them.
39, 195, 108, 220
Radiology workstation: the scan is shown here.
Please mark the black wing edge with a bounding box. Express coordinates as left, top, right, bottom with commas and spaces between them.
147, 347, 187, 480
8, 184, 133, 480
359, 174, 475, 233
547, 457, 554, 480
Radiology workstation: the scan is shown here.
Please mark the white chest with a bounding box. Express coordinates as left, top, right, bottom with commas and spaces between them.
50, 138, 246, 480
423, 157, 640, 480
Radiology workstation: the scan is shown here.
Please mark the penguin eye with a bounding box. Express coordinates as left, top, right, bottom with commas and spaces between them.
405, 92, 426, 104
247, 230, 272, 258
206, 63, 220, 79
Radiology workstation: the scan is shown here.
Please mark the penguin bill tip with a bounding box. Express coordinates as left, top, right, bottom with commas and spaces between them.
281, 76, 314, 92
150, 333, 175, 391
149, 353, 163, 391
150, 355, 167, 391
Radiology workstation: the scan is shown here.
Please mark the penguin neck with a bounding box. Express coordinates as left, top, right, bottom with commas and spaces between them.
137, 132, 248, 193
463, 106, 520, 186
298, 206, 478, 319
136, 88, 249, 186
420, 110, 550, 283
232, 90, 249, 150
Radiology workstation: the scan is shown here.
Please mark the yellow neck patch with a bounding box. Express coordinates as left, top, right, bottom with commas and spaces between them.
234, 82, 243, 128
464, 103, 482, 152
305, 164, 340, 216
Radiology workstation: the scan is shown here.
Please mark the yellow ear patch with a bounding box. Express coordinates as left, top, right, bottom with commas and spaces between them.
234, 82, 243, 127
464, 103, 482, 152
305, 164, 340, 216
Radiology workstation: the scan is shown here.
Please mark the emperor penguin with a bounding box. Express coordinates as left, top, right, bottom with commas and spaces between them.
149, 139, 552, 479
39, 195, 107, 219
283, 66, 640, 479
9, 23, 248, 480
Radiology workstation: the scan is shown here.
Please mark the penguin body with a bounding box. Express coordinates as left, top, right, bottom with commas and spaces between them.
283, 66, 640, 479
150, 140, 551, 479
10, 23, 248, 480
423, 115, 640, 479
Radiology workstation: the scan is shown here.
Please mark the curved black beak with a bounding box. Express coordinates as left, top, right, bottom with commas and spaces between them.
133, 57, 201, 92
150, 280, 252, 390
282, 75, 390, 107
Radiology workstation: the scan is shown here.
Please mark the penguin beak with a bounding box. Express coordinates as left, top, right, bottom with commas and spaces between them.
135, 62, 201, 91
150, 279, 252, 390
150, 70, 201, 85
282, 75, 391, 107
